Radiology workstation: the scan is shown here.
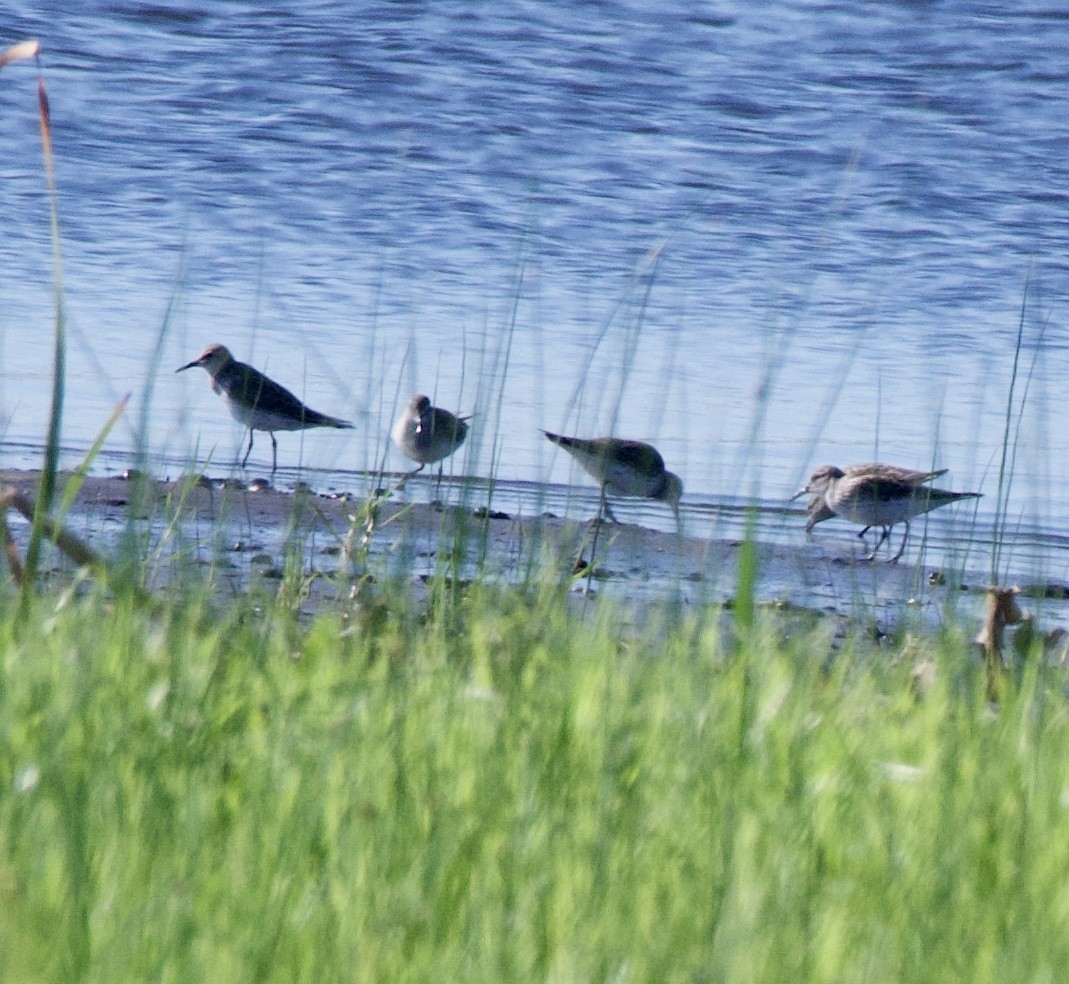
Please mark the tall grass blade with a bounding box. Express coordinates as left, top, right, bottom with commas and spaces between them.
734, 515, 758, 636
138, 258, 186, 462
57, 394, 131, 519
1, 43, 67, 607
990, 281, 1033, 582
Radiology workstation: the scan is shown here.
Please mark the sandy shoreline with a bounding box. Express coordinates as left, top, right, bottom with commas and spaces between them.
3, 467, 1069, 636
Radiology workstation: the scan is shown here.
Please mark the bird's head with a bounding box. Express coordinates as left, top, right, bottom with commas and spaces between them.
658, 470, 684, 527
177, 343, 233, 376
791, 464, 844, 501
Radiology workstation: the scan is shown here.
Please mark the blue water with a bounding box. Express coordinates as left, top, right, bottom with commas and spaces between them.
3, 0, 1069, 578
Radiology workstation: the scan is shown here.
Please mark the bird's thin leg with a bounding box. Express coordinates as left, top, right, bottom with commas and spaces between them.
594, 485, 608, 525
602, 497, 621, 525
864, 525, 892, 562
241, 429, 255, 468
395, 463, 424, 491
270, 433, 278, 478
855, 525, 872, 540
579, 486, 610, 604
890, 521, 910, 563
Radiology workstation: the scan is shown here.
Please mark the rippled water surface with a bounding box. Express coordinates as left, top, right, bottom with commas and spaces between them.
3, 0, 1069, 579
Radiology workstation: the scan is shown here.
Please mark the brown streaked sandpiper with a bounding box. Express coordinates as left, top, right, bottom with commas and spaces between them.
543, 431, 683, 526
177, 343, 352, 476
803, 463, 948, 535
794, 462, 979, 562
390, 394, 470, 482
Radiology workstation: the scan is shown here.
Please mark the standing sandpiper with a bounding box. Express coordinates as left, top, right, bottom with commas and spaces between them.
390, 394, 470, 483
543, 431, 683, 526
794, 462, 980, 562
177, 343, 353, 476
802, 463, 948, 536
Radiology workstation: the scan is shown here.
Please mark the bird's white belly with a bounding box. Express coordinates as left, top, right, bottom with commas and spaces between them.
222, 394, 304, 432
834, 491, 919, 526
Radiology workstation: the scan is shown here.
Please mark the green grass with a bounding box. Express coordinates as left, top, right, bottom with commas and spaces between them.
1, 575, 1068, 984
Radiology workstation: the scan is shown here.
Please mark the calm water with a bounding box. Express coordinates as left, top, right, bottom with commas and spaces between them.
3, 0, 1069, 579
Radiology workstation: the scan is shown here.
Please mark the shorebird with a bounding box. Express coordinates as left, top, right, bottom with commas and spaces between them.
794, 462, 979, 562
177, 343, 352, 476
802, 463, 948, 535
543, 431, 683, 526
390, 394, 470, 483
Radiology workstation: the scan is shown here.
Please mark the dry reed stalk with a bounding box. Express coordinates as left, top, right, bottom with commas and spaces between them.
1, 38, 68, 606
0, 484, 106, 575
975, 586, 1025, 702
0, 39, 40, 69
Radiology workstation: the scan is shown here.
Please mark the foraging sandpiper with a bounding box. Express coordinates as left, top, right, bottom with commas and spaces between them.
802, 463, 948, 535
543, 431, 683, 526
794, 462, 979, 561
177, 343, 352, 476
390, 394, 470, 482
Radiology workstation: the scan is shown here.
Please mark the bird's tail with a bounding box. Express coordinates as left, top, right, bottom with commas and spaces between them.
308, 411, 353, 429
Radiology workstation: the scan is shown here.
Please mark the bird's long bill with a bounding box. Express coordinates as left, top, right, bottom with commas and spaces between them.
789, 486, 810, 501
176, 359, 200, 373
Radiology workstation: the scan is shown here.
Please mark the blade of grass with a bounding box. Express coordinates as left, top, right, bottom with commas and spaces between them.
990, 278, 1033, 583
2, 42, 66, 610
56, 394, 131, 520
